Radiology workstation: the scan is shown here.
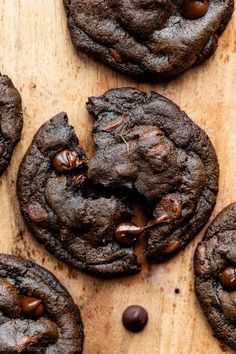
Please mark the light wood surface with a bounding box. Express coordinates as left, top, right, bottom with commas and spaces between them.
0, 1, 235, 353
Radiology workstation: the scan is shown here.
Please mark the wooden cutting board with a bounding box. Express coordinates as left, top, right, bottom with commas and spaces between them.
0, 1, 235, 353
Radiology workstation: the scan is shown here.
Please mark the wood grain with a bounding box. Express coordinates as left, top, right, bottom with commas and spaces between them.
0, 1, 235, 353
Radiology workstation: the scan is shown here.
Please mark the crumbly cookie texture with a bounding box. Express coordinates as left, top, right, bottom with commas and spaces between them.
64, 0, 234, 78
17, 88, 218, 277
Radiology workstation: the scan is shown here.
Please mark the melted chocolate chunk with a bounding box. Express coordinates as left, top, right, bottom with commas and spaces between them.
53, 149, 87, 172
219, 267, 236, 291
194, 203, 236, 351
0, 254, 83, 353
115, 222, 145, 247
17, 89, 218, 277
22, 297, 45, 319
63, 0, 233, 78
28, 202, 48, 223
182, 0, 208, 19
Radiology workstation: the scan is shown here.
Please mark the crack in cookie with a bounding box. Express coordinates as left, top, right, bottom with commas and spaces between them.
17, 88, 218, 277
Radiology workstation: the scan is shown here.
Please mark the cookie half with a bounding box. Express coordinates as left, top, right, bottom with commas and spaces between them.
17, 88, 218, 277
0, 74, 23, 175
194, 203, 236, 351
0, 254, 84, 353
63, 0, 233, 78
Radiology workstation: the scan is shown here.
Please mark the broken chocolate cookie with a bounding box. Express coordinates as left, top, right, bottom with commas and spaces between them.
17, 88, 218, 277
0, 74, 23, 175
63, 0, 233, 78
0, 254, 83, 353
194, 203, 236, 351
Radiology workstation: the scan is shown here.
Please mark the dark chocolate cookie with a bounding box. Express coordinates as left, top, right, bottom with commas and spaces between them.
0, 254, 83, 353
17, 88, 218, 277
0, 74, 23, 175
63, 0, 233, 78
194, 203, 236, 351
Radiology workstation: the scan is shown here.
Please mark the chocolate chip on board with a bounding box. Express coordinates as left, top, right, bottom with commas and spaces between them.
122, 305, 148, 332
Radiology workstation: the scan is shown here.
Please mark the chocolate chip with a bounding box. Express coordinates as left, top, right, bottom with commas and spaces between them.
53, 149, 86, 173
0, 279, 21, 318
22, 296, 45, 319
101, 116, 124, 132
72, 173, 87, 186
175, 288, 180, 294
194, 244, 210, 274
219, 267, 236, 291
147, 141, 167, 157
182, 0, 208, 19
110, 49, 123, 63
122, 305, 148, 332
28, 202, 48, 223
139, 128, 164, 140
154, 195, 182, 223
114, 222, 145, 247
17, 336, 38, 353
162, 239, 181, 254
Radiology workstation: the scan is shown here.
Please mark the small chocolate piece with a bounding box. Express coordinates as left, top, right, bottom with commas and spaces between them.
53, 149, 86, 172
110, 49, 123, 63
219, 267, 236, 291
102, 116, 124, 132
162, 239, 181, 254
122, 305, 148, 332
17, 336, 38, 353
72, 173, 87, 185
114, 218, 172, 247
154, 195, 182, 223
0, 279, 21, 318
182, 0, 208, 20
114, 222, 145, 247
22, 296, 45, 319
139, 128, 164, 140
28, 202, 48, 223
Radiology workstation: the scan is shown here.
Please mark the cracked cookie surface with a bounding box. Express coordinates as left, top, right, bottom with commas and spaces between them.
64, 0, 234, 78
0, 254, 83, 353
17, 88, 218, 277
0, 74, 23, 175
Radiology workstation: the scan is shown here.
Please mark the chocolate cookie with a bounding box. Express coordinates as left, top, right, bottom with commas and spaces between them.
194, 203, 236, 351
0, 254, 83, 353
0, 74, 23, 175
63, 0, 233, 78
17, 88, 218, 277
